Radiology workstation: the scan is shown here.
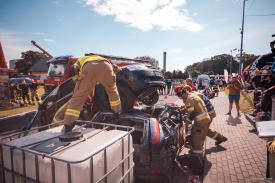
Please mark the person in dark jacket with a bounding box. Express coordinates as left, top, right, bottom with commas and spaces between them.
30, 80, 40, 104
270, 40, 275, 56
9, 83, 17, 103
20, 80, 31, 105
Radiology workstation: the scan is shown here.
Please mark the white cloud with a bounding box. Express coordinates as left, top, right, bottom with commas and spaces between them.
44, 38, 55, 42
193, 12, 198, 17
84, 0, 203, 32
203, 47, 210, 51
0, 28, 32, 62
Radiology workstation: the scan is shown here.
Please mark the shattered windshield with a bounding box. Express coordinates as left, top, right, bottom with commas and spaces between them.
48, 63, 66, 77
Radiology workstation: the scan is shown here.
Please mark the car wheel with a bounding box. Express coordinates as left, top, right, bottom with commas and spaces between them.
140, 89, 159, 106
117, 83, 136, 112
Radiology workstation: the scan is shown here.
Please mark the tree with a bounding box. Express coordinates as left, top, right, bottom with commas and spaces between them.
183, 53, 255, 75
191, 70, 201, 78
206, 71, 214, 75
164, 71, 172, 79
243, 53, 259, 68
15, 51, 47, 73
135, 56, 159, 67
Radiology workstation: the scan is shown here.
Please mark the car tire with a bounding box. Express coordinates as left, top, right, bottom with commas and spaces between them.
140, 89, 159, 106
117, 83, 136, 112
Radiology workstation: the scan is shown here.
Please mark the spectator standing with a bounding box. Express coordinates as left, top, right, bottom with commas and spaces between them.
214, 78, 219, 86
222, 79, 227, 90
9, 83, 17, 103
20, 80, 31, 105
270, 40, 275, 56
227, 75, 244, 117
165, 79, 172, 95
30, 80, 40, 104
251, 70, 261, 90
219, 79, 223, 90
210, 78, 215, 87
261, 69, 274, 90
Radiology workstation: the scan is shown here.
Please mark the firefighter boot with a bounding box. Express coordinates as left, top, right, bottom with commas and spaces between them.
62, 124, 75, 133
215, 135, 228, 146
60, 123, 83, 142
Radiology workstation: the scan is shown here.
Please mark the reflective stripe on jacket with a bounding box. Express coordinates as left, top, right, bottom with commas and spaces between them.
74, 55, 108, 74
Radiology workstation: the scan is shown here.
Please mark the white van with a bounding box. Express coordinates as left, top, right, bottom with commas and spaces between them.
197, 74, 210, 89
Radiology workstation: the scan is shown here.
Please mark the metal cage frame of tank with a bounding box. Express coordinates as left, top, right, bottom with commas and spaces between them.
0, 121, 134, 183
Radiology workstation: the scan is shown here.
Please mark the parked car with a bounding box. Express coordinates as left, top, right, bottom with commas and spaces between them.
9, 77, 34, 85
30, 63, 164, 127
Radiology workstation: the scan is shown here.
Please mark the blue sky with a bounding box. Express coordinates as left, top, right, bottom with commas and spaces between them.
0, 0, 275, 71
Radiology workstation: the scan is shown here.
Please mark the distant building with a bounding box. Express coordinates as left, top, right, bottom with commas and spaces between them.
28, 58, 49, 83
9, 59, 23, 69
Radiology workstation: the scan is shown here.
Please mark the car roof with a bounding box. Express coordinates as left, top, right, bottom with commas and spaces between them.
10, 77, 33, 84
197, 75, 210, 79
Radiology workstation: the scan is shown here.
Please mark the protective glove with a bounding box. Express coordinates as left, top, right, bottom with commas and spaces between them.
268, 140, 275, 154
72, 75, 78, 81
180, 105, 187, 114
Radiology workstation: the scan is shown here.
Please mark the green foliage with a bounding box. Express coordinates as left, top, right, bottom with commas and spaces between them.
15, 51, 47, 73
164, 70, 188, 79
183, 53, 259, 76
135, 56, 159, 67
164, 71, 172, 78
191, 70, 201, 78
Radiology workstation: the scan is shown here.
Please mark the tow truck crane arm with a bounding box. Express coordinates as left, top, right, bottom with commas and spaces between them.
31, 40, 53, 58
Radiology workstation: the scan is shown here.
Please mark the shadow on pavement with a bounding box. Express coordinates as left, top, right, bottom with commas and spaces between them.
203, 157, 212, 181
226, 115, 242, 126
205, 145, 227, 155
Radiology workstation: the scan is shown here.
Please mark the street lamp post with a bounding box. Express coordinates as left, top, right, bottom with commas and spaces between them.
239, 0, 247, 74
230, 48, 237, 75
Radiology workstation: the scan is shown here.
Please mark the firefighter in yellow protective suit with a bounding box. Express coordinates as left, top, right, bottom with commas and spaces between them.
61, 55, 121, 132
179, 87, 213, 158
192, 91, 227, 145
267, 140, 275, 178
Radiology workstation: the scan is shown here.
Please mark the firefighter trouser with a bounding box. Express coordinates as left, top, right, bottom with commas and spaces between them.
268, 151, 275, 178
207, 128, 223, 139
63, 61, 121, 126
53, 102, 68, 123
207, 119, 224, 140
191, 120, 211, 156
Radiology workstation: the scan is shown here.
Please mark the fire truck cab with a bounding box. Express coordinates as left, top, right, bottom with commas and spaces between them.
43, 56, 77, 97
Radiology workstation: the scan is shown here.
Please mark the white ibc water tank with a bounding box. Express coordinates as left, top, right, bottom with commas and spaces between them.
1, 124, 134, 183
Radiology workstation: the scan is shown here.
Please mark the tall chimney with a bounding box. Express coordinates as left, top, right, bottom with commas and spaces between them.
163, 51, 166, 73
